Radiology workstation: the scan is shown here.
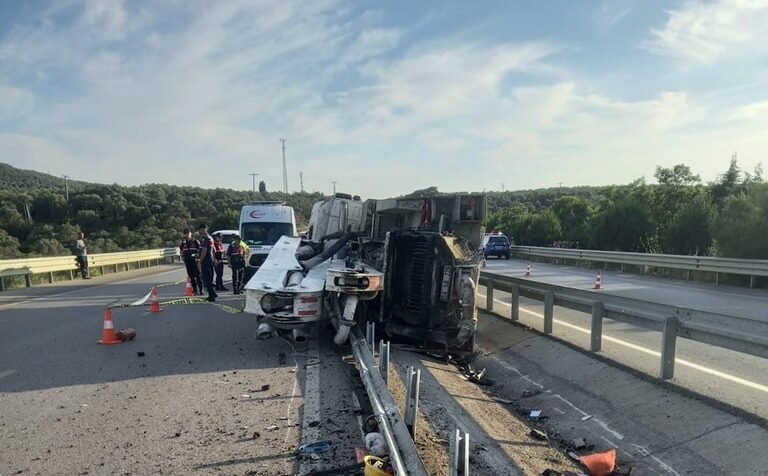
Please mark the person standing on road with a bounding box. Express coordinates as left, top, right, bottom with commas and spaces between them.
212, 233, 228, 291
179, 228, 203, 295
226, 234, 246, 294
197, 223, 218, 302
74, 232, 90, 279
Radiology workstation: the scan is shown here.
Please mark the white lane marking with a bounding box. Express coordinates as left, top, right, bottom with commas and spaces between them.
491, 356, 543, 389
553, 394, 590, 418
295, 335, 321, 474
478, 293, 768, 394
0, 267, 184, 311
0, 369, 17, 380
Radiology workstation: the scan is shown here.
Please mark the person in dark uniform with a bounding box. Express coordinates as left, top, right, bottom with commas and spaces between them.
179, 228, 203, 295
226, 233, 246, 294
197, 223, 218, 302
212, 233, 228, 291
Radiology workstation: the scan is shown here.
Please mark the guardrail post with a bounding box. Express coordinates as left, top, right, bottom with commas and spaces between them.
24, 275, 32, 288
379, 340, 390, 386
543, 291, 554, 334
750, 275, 757, 288
48, 271, 54, 284
590, 301, 604, 352
404, 366, 421, 439
366, 321, 376, 356
69, 270, 74, 280
715, 272, 720, 285
660, 316, 678, 379
486, 279, 494, 311
0, 277, 5, 292
448, 428, 470, 476
510, 284, 520, 321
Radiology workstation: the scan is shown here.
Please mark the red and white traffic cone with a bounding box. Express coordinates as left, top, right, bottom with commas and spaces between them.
524, 263, 532, 276
594, 271, 603, 290
184, 277, 195, 297
97, 308, 122, 345
149, 287, 163, 313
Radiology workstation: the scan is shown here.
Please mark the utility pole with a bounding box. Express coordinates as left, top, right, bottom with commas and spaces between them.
299, 171, 304, 193
280, 138, 288, 194
501, 183, 505, 192
62, 175, 70, 201
249, 173, 259, 192
332, 181, 337, 195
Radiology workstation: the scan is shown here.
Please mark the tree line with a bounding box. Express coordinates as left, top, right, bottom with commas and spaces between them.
0, 165, 324, 258
485, 159, 768, 259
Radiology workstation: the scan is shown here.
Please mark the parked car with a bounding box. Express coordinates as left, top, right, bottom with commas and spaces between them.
482, 233, 511, 259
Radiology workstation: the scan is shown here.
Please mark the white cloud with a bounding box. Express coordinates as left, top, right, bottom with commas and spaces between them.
648, 0, 768, 64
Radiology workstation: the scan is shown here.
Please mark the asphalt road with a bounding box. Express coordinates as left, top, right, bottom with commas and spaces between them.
479, 257, 768, 420
0, 265, 365, 476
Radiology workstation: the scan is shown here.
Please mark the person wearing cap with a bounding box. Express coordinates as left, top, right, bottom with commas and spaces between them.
212, 233, 228, 291
197, 223, 218, 302
226, 233, 247, 294
179, 228, 203, 295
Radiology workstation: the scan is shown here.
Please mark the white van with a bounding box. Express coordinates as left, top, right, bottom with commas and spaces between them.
210, 229, 239, 263
240, 202, 297, 278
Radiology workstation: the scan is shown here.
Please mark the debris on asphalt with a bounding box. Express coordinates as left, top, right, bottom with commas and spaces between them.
298, 441, 331, 455
136, 351, 145, 357
522, 389, 542, 398
571, 437, 587, 450
266, 425, 279, 431
257, 322, 273, 340
252, 431, 260, 439
580, 448, 616, 476
364, 432, 388, 456
581, 415, 593, 421
115, 328, 136, 341
298, 462, 365, 476
492, 396, 514, 404
278, 353, 287, 365
529, 429, 548, 441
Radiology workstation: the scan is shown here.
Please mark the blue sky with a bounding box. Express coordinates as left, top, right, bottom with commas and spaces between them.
1, 0, 767, 197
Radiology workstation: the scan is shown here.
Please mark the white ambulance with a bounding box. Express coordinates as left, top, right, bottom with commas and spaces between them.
239, 202, 298, 279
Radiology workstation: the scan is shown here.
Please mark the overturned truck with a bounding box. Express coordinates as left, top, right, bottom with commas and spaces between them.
243, 192, 487, 353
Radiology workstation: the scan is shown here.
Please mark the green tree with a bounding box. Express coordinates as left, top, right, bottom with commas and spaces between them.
711, 157, 744, 207
551, 195, 593, 246
210, 209, 240, 232
0, 229, 22, 258
665, 194, 714, 255
712, 184, 768, 258
593, 197, 654, 251
259, 181, 267, 193
523, 210, 563, 246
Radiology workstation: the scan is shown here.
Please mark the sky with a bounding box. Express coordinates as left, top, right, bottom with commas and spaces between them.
1, 0, 767, 197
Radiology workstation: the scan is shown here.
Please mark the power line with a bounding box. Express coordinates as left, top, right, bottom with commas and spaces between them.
280, 138, 288, 194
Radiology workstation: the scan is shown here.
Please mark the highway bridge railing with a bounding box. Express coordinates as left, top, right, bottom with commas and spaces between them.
479, 271, 768, 379
0, 248, 181, 291
510, 245, 768, 287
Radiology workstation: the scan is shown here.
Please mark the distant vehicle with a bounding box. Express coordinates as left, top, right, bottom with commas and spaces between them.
211, 229, 239, 263
482, 233, 511, 259
239, 202, 298, 279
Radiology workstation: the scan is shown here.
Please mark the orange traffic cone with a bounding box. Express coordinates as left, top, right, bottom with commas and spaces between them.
149, 287, 163, 313
184, 277, 195, 297
97, 308, 122, 345
594, 271, 603, 290
524, 263, 532, 276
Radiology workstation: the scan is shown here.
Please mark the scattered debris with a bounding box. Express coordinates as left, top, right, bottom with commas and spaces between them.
522, 389, 541, 398
260, 384, 270, 391
278, 353, 287, 365
581, 415, 593, 421
252, 431, 260, 439
529, 429, 548, 441
136, 352, 145, 357
115, 328, 136, 341
542, 470, 562, 476
308, 421, 320, 428
580, 448, 616, 476
572, 438, 587, 450
257, 322, 273, 340
492, 396, 514, 404
240, 394, 251, 398
298, 463, 365, 476
266, 425, 279, 431
298, 441, 331, 455
364, 432, 388, 456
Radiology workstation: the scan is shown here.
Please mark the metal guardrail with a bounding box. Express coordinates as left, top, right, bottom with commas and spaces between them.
351, 325, 429, 476
0, 248, 180, 290
511, 246, 768, 287
479, 271, 768, 379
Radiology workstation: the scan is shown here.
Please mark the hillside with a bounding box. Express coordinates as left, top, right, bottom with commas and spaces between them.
0, 163, 91, 191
